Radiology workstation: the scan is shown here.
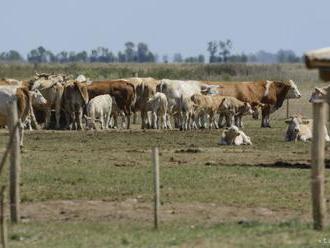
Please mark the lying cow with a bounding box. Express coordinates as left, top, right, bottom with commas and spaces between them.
309, 85, 330, 103
85, 94, 112, 130
218, 125, 252, 145
285, 115, 330, 142
218, 97, 259, 128
146, 92, 169, 129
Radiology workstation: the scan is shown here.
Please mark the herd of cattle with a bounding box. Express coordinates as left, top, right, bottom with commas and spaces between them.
0, 73, 329, 147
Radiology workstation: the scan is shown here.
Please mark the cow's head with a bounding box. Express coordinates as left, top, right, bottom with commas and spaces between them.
30, 89, 47, 105
285, 115, 309, 141
285, 80, 301, 99
309, 86, 328, 103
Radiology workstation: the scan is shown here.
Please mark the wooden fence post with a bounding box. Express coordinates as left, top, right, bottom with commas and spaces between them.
286, 99, 290, 118
152, 147, 160, 230
311, 101, 327, 230
0, 186, 7, 248
7, 98, 20, 223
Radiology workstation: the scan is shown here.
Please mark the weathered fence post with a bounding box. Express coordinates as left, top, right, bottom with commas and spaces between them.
286, 99, 290, 118
152, 147, 160, 229
0, 186, 7, 248
311, 101, 327, 230
7, 98, 20, 223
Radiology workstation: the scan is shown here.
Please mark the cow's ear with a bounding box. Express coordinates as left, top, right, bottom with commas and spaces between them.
315, 87, 326, 95
302, 120, 311, 125
285, 119, 291, 124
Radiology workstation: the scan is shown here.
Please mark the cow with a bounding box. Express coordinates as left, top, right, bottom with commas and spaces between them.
218, 125, 252, 145
123, 77, 159, 128
156, 79, 212, 128
178, 95, 195, 130
30, 73, 65, 129
87, 80, 135, 129
25, 89, 48, 130
205, 80, 301, 127
309, 85, 330, 103
0, 86, 31, 147
285, 115, 330, 142
84, 94, 112, 130
190, 94, 224, 129
62, 81, 89, 130
146, 92, 169, 129
218, 97, 258, 128
109, 96, 126, 129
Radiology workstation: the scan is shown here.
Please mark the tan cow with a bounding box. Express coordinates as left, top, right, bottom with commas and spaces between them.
30, 73, 65, 129
218, 96, 258, 128
191, 94, 225, 129
0, 86, 31, 147
123, 77, 159, 128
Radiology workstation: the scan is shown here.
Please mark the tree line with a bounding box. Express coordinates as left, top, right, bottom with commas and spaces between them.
0, 40, 302, 64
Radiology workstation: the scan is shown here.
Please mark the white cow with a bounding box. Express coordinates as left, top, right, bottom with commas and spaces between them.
84, 94, 112, 130
25, 89, 48, 130
156, 79, 211, 128
285, 115, 330, 142
146, 92, 170, 129
218, 125, 252, 145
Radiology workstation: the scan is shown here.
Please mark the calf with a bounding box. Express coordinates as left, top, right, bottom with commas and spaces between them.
285, 115, 330, 142
146, 92, 169, 129
218, 97, 257, 128
87, 80, 135, 129
191, 94, 224, 129
85, 94, 112, 130
218, 125, 252, 145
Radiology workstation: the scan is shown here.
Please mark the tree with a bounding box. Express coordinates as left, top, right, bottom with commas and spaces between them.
125, 42, 136, 62
207, 41, 218, 63
173, 53, 183, 63
219, 39, 232, 63
0, 50, 24, 62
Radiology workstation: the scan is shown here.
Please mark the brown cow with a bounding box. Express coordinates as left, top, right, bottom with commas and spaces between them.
87, 80, 135, 129
62, 81, 89, 130
204, 80, 301, 127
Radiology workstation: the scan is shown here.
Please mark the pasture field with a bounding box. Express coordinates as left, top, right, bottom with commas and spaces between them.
0, 120, 330, 247
0, 63, 329, 247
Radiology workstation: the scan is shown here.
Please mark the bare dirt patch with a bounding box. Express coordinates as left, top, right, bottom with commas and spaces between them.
20, 199, 309, 225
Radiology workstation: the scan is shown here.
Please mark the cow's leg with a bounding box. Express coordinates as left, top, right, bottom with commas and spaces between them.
218, 113, 225, 128
19, 122, 24, 149
132, 112, 137, 124
77, 107, 83, 130
105, 111, 111, 130
44, 109, 52, 129
55, 107, 61, 130
140, 111, 146, 129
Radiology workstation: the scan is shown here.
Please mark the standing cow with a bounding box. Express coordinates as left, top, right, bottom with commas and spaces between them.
62, 81, 89, 130
87, 80, 135, 129
205, 80, 301, 127
85, 94, 112, 130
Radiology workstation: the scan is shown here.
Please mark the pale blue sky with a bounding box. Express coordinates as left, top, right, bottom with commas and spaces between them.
0, 0, 328, 57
